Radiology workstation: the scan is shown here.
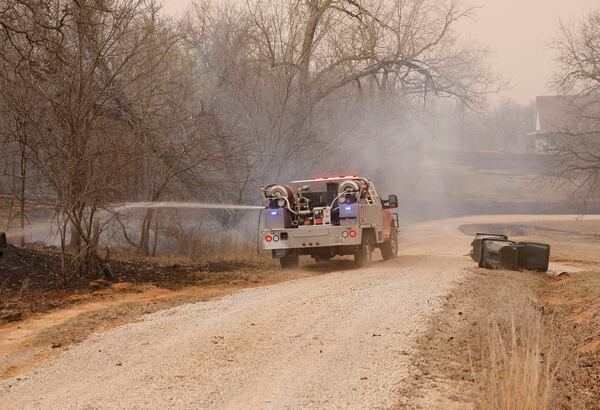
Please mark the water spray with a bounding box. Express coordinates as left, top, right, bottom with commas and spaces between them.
114, 202, 266, 255
114, 202, 264, 212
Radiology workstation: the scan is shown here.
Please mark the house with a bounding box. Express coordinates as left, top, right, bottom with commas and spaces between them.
530, 95, 600, 152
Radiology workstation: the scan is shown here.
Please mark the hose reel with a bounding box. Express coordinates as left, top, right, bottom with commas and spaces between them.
263, 184, 293, 207
339, 180, 360, 193
337, 179, 361, 205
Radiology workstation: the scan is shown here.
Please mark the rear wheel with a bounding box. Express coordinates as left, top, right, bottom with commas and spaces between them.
354, 238, 373, 268
381, 232, 399, 260
280, 254, 299, 269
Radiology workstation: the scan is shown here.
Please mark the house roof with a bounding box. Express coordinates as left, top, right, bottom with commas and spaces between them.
535, 95, 600, 135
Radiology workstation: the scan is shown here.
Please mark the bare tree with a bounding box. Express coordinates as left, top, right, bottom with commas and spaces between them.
0, 0, 196, 273
0, 92, 33, 247
550, 10, 600, 200
0, 1, 50, 246
185, 0, 494, 205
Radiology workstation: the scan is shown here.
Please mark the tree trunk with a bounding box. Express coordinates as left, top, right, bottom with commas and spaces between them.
138, 209, 153, 256
6, 159, 16, 232
299, 2, 331, 91
19, 140, 27, 247
151, 214, 159, 257
69, 221, 81, 249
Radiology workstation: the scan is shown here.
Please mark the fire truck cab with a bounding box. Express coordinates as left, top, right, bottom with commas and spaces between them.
261, 176, 399, 268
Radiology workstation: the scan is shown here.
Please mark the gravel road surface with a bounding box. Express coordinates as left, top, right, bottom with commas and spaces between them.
2, 219, 476, 409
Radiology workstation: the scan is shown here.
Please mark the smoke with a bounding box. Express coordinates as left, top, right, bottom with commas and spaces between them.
5, 221, 58, 245
279, 92, 583, 223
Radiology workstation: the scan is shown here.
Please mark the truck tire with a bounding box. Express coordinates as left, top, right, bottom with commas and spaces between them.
354, 238, 373, 268
381, 232, 398, 260
280, 254, 299, 269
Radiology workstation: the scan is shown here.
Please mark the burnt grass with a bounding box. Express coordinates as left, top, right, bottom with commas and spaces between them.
0, 244, 273, 323
459, 222, 600, 242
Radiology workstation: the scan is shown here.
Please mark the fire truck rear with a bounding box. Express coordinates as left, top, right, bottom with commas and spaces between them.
261, 176, 399, 268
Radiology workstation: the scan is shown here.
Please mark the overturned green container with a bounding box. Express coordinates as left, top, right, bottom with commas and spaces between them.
470, 233, 508, 263
478, 238, 550, 273
479, 239, 520, 270
516, 242, 550, 272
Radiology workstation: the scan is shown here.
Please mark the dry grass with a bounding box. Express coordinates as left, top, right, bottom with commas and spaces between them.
399, 269, 565, 409
476, 271, 559, 410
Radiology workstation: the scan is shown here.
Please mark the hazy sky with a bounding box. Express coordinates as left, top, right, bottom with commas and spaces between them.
161, 0, 597, 105
457, 0, 596, 104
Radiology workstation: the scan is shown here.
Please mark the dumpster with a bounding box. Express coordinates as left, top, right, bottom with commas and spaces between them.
470, 233, 508, 263
479, 239, 521, 270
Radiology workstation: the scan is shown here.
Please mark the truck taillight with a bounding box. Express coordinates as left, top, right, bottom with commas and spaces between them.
265, 235, 273, 242
349, 230, 357, 238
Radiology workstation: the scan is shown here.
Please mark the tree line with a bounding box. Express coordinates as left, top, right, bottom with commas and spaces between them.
549, 10, 600, 201
0, 0, 493, 276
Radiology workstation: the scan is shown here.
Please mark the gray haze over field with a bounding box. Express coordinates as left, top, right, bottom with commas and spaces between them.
162, 0, 596, 104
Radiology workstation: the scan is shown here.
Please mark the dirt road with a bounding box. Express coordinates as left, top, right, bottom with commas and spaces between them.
1, 215, 594, 409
